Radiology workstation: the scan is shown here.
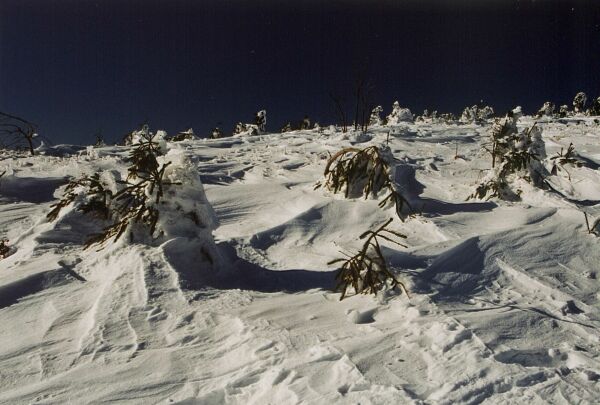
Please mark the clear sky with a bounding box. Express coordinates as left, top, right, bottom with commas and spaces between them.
1, 0, 599, 144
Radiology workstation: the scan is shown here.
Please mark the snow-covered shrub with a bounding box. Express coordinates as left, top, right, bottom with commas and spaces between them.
94, 134, 106, 147
210, 127, 225, 139
315, 146, 413, 220
535, 101, 555, 118
255, 110, 267, 132
169, 128, 196, 142
549, 143, 582, 180
440, 113, 457, 123
0, 239, 10, 259
122, 124, 160, 146
588, 97, 600, 116
369, 105, 384, 126
280, 122, 293, 133
233, 122, 259, 136
461, 104, 494, 123
478, 105, 495, 120
471, 118, 546, 200
386, 101, 413, 124
559, 105, 570, 118
573, 92, 587, 114
48, 127, 218, 253
301, 116, 311, 130
329, 218, 408, 300
47, 172, 114, 222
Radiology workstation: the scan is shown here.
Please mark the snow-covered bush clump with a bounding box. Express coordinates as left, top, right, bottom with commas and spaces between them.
301, 115, 311, 129
47, 127, 218, 260
315, 146, 413, 220
588, 97, 600, 116
549, 143, 583, 180
573, 92, 587, 114
232, 110, 267, 136
255, 110, 267, 132
233, 122, 259, 136
369, 106, 384, 126
0, 238, 10, 259
168, 128, 196, 142
535, 101, 555, 118
122, 125, 168, 147
460, 104, 494, 123
559, 104, 570, 118
471, 112, 547, 200
210, 127, 225, 139
280, 122, 293, 133
478, 105, 495, 120
386, 101, 413, 124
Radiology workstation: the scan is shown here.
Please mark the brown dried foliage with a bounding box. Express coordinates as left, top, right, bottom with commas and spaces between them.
328, 218, 408, 300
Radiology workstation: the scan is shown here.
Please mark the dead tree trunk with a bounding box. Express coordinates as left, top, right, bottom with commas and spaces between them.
0, 111, 38, 156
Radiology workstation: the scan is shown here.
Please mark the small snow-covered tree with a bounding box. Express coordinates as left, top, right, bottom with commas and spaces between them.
328, 218, 408, 300
588, 97, 600, 116
369, 106, 383, 126
461, 104, 494, 123
471, 117, 546, 200
460, 105, 477, 123
440, 113, 457, 123
0, 238, 9, 259
549, 143, 582, 181
280, 122, 293, 133
559, 104, 570, 118
315, 146, 413, 220
573, 92, 587, 114
386, 101, 413, 124
169, 128, 196, 142
478, 105, 495, 121
210, 127, 225, 139
301, 115, 311, 130
233, 122, 258, 136
48, 126, 218, 259
535, 101, 555, 118
255, 110, 267, 132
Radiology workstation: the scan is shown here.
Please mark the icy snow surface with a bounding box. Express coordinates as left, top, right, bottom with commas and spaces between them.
1, 118, 600, 404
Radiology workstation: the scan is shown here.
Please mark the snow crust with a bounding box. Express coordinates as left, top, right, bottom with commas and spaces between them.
1, 117, 600, 403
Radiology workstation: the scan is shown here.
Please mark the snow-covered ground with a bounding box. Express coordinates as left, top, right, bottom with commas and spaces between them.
1, 117, 600, 404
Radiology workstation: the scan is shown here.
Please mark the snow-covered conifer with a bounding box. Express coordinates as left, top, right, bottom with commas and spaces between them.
301, 116, 311, 130
48, 125, 218, 261
255, 110, 267, 132
211, 127, 224, 139
478, 106, 495, 121
386, 101, 413, 124
573, 92, 587, 114
559, 104, 570, 118
280, 122, 293, 133
169, 128, 196, 142
369, 106, 383, 126
588, 97, 600, 116
535, 102, 555, 118
460, 106, 476, 123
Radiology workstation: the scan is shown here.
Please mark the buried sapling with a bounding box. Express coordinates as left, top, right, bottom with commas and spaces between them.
315, 146, 413, 220
329, 218, 409, 300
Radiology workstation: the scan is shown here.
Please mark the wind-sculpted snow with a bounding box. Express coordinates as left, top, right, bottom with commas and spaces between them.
1, 118, 600, 403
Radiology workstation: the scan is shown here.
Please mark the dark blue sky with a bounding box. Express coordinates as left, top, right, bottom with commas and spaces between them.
1, 0, 599, 144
